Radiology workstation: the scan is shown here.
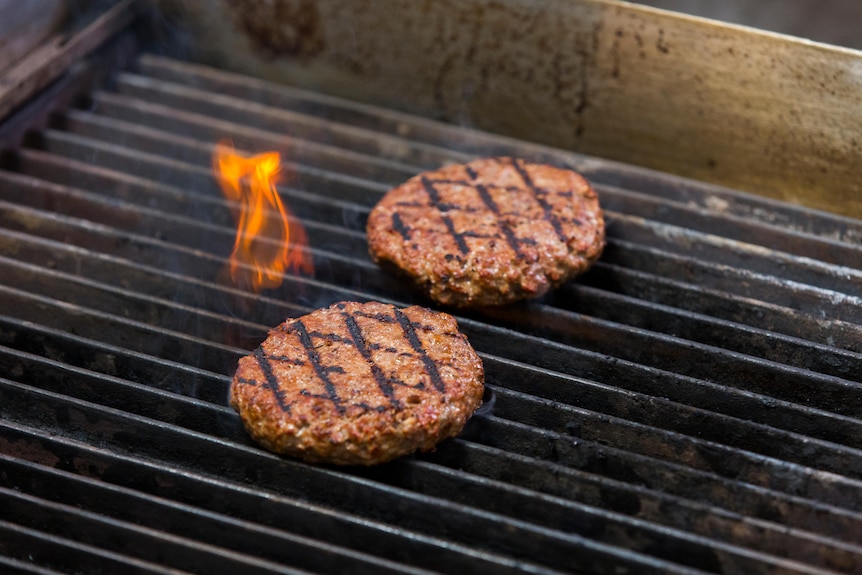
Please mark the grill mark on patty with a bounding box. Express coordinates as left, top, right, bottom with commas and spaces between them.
355, 308, 446, 337
465, 165, 524, 258
395, 308, 446, 393
354, 308, 398, 324
421, 176, 470, 255
343, 311, 401, 409
231, 302, 485, 465
431, 178, 527, 196
367, 158, 604, 308
254, 347, 291, 413
510, 157, 568, 244
348, 308, 443, 392
427, 177, 472, 186
306, 330, 354, 346
393, 200, 483, 215
268, 354, 306, 366
391, 212, 411, 242
287, 320, 346, 415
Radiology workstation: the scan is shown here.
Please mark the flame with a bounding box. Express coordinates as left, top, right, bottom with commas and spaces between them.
213, 141, 313, 292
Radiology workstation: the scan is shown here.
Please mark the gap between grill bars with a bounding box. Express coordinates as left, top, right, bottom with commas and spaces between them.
0, 53, 861, 574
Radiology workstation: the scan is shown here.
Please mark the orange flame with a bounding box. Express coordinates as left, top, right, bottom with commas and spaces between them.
213, 142, 313, 292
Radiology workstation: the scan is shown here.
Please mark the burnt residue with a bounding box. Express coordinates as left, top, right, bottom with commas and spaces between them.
548, 23, 595, 142
610, 28, 623, 78
573, 21, 603, 139
656, 28, 670, 53
224, 0, 325, 59
432, 53, 459, 123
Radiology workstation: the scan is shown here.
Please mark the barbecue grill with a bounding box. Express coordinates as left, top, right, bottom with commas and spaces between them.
1, 1, 861, 573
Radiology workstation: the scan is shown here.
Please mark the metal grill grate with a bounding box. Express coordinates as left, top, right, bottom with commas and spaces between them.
1, 52, 861, 574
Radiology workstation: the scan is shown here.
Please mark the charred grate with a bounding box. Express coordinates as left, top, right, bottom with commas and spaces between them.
0, 49, 861, 575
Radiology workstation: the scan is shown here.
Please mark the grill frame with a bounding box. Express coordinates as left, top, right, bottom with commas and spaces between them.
0, 10, 861, 575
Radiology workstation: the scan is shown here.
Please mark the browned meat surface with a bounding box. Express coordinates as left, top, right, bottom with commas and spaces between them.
367, 157, 605, 308
230, 301, 485, 466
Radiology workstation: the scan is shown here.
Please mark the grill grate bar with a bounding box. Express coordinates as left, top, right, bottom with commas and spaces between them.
0, 455, 435, 575
483, 353, 862, 468
602, 211, 862, 297
0, 379, 710, 575
0, 166, 366, 265
582, 262, 862, 353
600, 239, 862, 324
132, 54, 862, 248
367, 458, 862, 573
4, 218, 859, 488
6, 148, 855, 378
579, 163, 862, 246
3, 279, 861, 521
0, 520, 192, 575
0, 339, 236, 436
0, 396, 836, 575
488, 384, 862, 492
0, 312, 226, 401
0, 488, 316, 575
1, 179, 854, 432
31, 120, 862, 325
3, 372, 856, 567
99, 74, 862, 267
355, 460, 848, 574
1, 270, 861, 536
16, 131, 862, 357
0, 421, 579, 575
70, 98, 419, 185
6, 155, 856, 354
10, 147, 862, 364
132, 55, 519, 158
7, 282, 862, 514
425, 439, 862, 553
37, 127, 391, 203
0, 280, 247, 371
1, 232, 860, 564
0, 555, 65, 575
557, 282, 862, 383
480, 301, 862, 417
0, 251, 266, 348
6, 348, 862, 560
98, 70, 862, 272
4, 216, 858, 476
597, 185, 862, 269
112, 73, 460, 170
470, 415, 862, 535
5, 170, 852, 468
0, 225, 310, 337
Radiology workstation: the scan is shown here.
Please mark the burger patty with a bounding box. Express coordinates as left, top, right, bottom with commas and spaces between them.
230, 301, 485, 466
367, 157, 605, 307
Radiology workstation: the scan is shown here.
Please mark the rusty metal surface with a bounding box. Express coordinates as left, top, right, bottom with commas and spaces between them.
0, 0, 141, 122
152, 0, 862, 219
0, 0, 66, 76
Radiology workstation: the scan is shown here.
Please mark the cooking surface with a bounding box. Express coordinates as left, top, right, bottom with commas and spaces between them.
0, 52, 861, 574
